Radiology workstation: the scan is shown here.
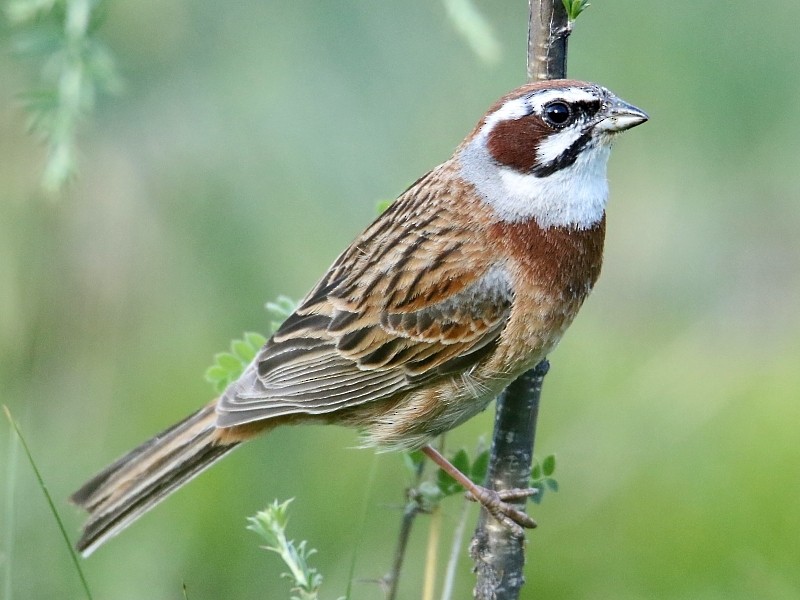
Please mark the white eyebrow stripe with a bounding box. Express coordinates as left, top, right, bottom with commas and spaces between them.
478, 86, 601, 140
525, 87, 599, 111
479, 97, 530, 138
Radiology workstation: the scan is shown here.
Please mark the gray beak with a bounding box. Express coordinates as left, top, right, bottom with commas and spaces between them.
596, 95, 649, 133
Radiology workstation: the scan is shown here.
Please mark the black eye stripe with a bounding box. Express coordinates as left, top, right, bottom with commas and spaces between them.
527, 98, 604, 176
530, 130, 594, 178
538, 99, 602, 118
482, 91, 607, 176
566, 100, 602, 116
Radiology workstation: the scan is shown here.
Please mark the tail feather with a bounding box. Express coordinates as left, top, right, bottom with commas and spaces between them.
71, 403, 238, 556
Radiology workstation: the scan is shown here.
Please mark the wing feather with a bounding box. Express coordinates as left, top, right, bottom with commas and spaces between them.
216, 168, 512, 427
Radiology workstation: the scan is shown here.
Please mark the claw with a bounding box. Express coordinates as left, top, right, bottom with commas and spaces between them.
420, 445, 537, 535
465, 485, 538, 532
470, 487, 538, 502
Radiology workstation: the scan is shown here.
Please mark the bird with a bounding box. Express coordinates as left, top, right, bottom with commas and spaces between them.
71, 79, 647, 556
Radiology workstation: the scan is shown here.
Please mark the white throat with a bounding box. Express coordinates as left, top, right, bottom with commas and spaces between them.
458, 132, 611, 229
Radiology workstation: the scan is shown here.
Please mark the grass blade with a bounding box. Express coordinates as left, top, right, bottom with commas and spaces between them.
2, 406, 93, 600
344, 453, 378, 600
3, 424, 20, 600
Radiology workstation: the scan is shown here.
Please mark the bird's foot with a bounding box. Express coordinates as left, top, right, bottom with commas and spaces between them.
465, 486, 538, 536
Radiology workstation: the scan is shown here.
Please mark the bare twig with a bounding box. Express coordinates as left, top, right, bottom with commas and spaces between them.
385, 460, 426, 600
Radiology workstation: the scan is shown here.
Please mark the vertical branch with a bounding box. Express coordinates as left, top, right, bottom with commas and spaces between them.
469, 362, 549, 600
470, 1, 568, 598
527, 0, 570, 81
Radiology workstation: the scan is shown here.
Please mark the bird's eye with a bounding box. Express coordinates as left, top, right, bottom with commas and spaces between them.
543, 101, 572, 127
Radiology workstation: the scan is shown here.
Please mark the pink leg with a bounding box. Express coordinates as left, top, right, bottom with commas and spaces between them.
422, 445, 537, 536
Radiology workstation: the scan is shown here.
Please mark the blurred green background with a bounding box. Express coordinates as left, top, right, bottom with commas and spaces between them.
2, 1, 799, 599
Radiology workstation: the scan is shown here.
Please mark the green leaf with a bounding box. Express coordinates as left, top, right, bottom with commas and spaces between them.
437, 466, 463, 497
451, 449, 470, 475
205, 332, 267, 392
245, 331, 267, 349
231, 339, 256, 362
531, 460, 542, 480
562, 0, 591, 21
84, 40, 124, 94
436, 449, 472, 496
266, 295, 296, 316
470, 449, 489, 484
542, 454, 556, 477
436, 470, 460, 496
265, 296, 297, 334
215, 352, 243, 372
403, 450, 425, 478
546, 478, 559, 493
204, 299, 290, 393
204, 365, 228, 383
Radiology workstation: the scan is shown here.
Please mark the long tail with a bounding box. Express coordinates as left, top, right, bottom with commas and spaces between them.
70, 402, 238, 556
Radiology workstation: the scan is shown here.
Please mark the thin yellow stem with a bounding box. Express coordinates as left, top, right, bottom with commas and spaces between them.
422, 506, 442, 600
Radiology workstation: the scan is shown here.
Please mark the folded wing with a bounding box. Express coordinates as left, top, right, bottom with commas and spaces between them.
217, 170, 513, 427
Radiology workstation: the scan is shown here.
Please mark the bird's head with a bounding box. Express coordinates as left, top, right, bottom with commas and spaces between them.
457, 80, 648, 229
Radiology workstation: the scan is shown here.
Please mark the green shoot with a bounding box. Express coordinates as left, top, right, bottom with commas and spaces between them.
562, 0, 591, 22
7, 0, 122, 193
530, 453, 559, 504
248, 499, 344, 600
